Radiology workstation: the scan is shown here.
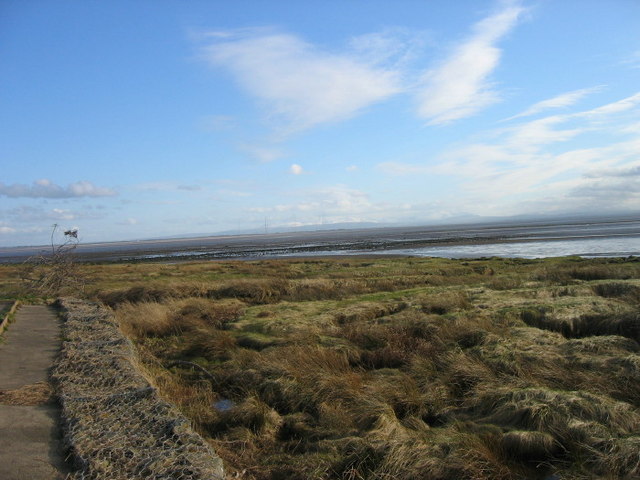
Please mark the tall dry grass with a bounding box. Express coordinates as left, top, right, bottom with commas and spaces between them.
103, 256, 640, 479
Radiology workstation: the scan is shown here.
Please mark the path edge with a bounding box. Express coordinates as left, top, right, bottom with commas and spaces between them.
0, 300, 21, 336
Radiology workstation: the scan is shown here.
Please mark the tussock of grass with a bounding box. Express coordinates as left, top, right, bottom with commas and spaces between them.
418, 290, 470, 313
592, 281, 640, 301
116, 302, 175, 338
36, 256, 639, 479
500, 430, 560, 462
174, 297, 245, 329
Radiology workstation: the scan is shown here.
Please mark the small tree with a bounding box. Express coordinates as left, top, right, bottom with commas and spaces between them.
22, 224, 85, 297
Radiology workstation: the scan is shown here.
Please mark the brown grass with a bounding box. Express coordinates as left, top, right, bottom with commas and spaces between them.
6, 255, 637, 479
0, 381, 53, 405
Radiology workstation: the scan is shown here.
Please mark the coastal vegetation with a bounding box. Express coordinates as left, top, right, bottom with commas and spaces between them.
1, 255, 639, 479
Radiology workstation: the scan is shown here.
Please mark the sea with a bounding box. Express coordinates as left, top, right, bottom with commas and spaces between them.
379, 235, 640, 259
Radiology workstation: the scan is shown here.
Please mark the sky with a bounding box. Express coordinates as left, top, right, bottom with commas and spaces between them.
1, 0, 640, 247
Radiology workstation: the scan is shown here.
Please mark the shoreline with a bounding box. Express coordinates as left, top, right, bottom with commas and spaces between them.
1, 217, 639, 264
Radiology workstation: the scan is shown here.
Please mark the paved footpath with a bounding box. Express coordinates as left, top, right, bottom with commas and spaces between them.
0, 305, 71, 480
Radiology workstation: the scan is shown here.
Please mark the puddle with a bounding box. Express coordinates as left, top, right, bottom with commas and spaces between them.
213, 399, 235, 412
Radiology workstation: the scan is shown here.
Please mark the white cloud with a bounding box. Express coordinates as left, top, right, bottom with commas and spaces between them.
416, 2, 525, 125
504, 115, 586, 151
347, 28, 427, 68
346, 165, 359, 172
201, 30, 401, 132
374, 91, 640, 215
0, 179, 116, 198
577, 92, 640, 118
290, 164, 304, 175
506, 86, 604, 120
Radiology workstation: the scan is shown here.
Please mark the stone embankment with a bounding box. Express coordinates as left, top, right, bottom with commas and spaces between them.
54, 298, 224, 480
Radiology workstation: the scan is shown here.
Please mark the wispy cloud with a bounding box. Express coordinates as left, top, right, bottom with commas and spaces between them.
577, 92, 640, 118
1, 205, 101, 223
0, 179, 116, 198
376, 91, 640, 215
200, 29, 402, 132
290, 164, 304, 175
416, 2, 525, 125
506, 86, 604, 120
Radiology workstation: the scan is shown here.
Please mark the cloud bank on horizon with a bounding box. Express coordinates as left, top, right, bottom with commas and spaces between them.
1, 0, 640, 246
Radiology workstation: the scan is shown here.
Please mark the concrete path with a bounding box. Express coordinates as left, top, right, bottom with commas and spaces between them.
0, 305, 70, 480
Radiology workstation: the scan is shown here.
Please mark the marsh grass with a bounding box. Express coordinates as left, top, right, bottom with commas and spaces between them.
80, 257, 640, 478
2, 255, 640, 478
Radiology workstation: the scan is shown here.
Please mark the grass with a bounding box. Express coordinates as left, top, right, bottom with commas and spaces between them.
1, 255, 639, 478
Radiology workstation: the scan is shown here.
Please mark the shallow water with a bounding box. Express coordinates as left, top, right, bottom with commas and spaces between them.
380, 235, 640, 259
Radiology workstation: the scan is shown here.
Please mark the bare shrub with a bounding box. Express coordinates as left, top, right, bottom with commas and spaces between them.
22, 224, 84, 296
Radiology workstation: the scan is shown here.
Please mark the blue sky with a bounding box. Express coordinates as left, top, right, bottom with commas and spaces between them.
1, 0, 640, 246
